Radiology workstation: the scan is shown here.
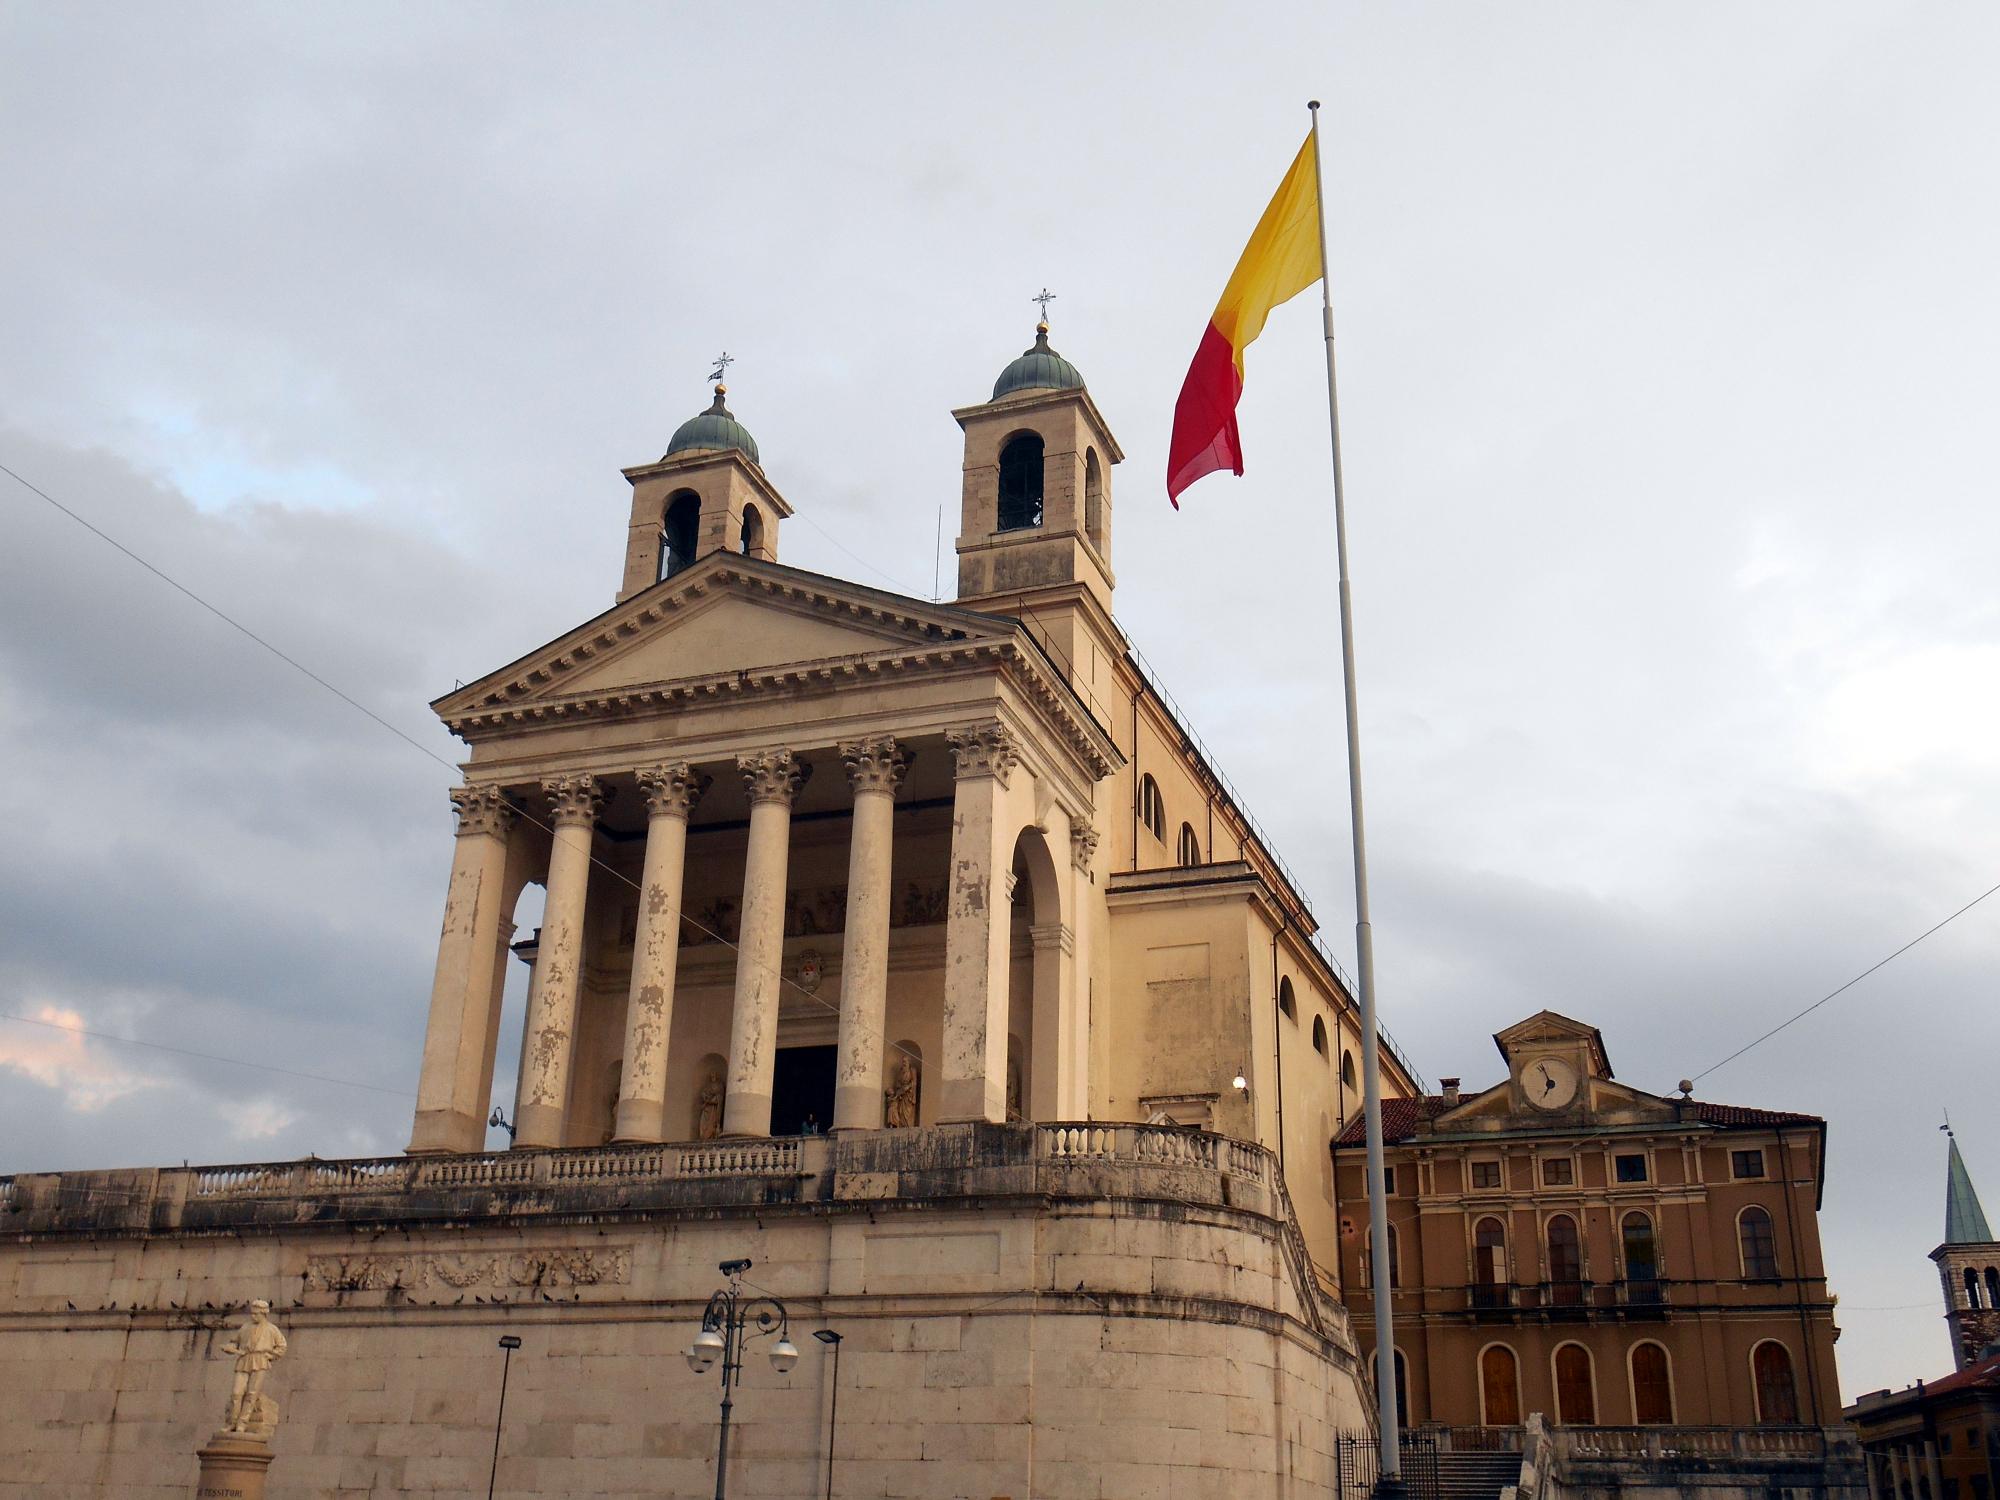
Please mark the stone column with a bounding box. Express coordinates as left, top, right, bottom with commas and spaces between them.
1924, 1441, 1943, 1500
722, 750, 809, 1136
939, 721, 1017, 1123
613, 763, 705, 1143
1065, 810, 1098, 1119
409, 786, 517, 1155
514, 774, 605, 1149
833, 736, 906, 1130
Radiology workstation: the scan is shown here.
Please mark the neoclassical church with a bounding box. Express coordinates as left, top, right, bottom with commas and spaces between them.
0, 323, 1416, 1499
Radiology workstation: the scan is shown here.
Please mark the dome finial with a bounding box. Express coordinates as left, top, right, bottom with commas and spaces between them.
1032, 287, 1057, 339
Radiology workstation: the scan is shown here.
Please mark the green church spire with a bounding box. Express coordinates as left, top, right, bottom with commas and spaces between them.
1946, 1131, 1994, 1245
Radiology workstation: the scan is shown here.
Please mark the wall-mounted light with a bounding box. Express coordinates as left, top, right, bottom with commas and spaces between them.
1232, 1071, 1249, 1093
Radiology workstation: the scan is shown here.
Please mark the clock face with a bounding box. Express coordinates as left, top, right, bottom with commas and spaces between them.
1523, 1057, 1579, 1110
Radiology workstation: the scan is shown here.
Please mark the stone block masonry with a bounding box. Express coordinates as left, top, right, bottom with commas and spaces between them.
0, 1122, 1373, 1499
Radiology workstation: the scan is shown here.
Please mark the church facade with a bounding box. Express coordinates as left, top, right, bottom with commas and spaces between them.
0, 324, 1415, 1498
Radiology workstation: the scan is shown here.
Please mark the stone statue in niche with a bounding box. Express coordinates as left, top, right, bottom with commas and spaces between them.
1006, 1057, 1024, 1123
696, 1072, 725, 1140
602, 1060, 622, 1145
219, 1300, 288, 1437
885, 1053, 919, 1128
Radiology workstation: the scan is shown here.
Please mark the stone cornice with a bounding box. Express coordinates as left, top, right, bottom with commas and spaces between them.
439, 613, 1120, 782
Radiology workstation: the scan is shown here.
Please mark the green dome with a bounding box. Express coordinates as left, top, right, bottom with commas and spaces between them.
992, 324, 1084, 399
666, 387, 761, 465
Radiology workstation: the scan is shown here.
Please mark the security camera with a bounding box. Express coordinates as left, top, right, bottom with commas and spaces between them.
718, 1258, 753, 1276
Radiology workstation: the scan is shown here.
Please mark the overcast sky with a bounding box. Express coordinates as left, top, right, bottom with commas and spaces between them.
3, 2, 1996, 1402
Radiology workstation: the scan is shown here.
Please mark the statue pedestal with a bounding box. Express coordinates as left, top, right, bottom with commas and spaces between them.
193, 1431, 273, 1500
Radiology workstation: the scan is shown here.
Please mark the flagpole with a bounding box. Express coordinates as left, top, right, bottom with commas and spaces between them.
1307, 97, 1402, 1492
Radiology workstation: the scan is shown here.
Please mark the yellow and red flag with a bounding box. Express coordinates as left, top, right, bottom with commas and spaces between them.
1167, 133, 1325, 506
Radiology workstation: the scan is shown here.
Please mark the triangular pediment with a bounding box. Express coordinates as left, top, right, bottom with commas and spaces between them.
1492, 1009, 1613, 1077
435, 555, 1010, 722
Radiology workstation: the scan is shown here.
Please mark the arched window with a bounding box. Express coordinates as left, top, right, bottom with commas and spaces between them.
1138, 775, 1165, 841
1967, 1267, 1983, 1309
1739, 1206, 1779, 1280
1547, 1214, 1583, 1305
1084, 447, 1105, 551
1752, 1340, 1801, 1424
1177, 822, 1201, 867
1278, 976, 1297, 1021
1554, 1342, 1596, 1425
739, 502, 764, 556
1479, 1345, 1521, 1426
1368, 1224, 1402, 1289
1341, 1050, 1357, 1089
1474, 1217, 1508, 1306
1987, 1266, 2000, 1309
1312, 1016, 1329, 1058
660, 491, 700, 581
997, 433, 1045, 531
1393, 1348, 1409, 1428
1631, 1341, 1674, 1425
1622, 1211, 1659, 1287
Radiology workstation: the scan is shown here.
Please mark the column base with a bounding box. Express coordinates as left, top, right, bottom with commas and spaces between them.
610, 1098, 666, 1145
195, 1431, 275, 1500
831, 1084, 882, 1132
720, 1092, 773, 1138
934, 1077, 1004, 1125
406, 1108, 483, 1156
513, 1102, 565, 1150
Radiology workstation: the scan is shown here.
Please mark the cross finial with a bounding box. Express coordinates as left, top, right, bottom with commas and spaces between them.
709, 351, 735, 387
1032, 288, 1057, 326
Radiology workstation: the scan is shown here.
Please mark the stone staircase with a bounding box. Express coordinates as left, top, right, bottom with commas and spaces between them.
1434, 1447, 1525, 1500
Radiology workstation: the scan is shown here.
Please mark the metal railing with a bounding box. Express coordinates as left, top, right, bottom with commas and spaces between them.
1337, 1430, 1441, 1500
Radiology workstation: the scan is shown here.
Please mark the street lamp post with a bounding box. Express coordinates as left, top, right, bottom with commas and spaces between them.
812, 1329, 843, 1500
487, 1334, 521, 1500
685, 1258, 800, 1500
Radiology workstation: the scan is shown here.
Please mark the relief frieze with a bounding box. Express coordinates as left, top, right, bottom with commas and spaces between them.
303, 1246, 630, 1293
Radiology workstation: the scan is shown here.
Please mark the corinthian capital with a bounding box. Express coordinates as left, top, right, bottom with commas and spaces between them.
738, 749, 811, 807
542, 774, 608, 828
637, 762, 708, 820
946, 720, 1017, 787
450, 784, 517, 840
840, 735, 910, 796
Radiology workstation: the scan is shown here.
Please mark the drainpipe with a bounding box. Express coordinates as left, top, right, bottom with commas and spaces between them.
1270, 909, 1289, 1178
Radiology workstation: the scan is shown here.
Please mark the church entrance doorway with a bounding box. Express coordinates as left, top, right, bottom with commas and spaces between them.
771, 1045, 836, 1136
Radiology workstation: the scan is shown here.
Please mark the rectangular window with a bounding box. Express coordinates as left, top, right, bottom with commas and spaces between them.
1542, 1157, 1574, 1187
1471, 1161, 1502, 1190
1732, 1149, 1766, 1180
1615, 1153, 1648, 1183
1382, 1166, 1397, 1195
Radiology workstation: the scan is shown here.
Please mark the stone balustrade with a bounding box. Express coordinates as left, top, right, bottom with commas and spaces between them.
0, 1121, 1301, 1255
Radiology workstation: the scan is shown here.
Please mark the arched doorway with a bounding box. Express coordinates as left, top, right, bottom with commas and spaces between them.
1009, 826, 1065, 1121
1479, 1344, 1520, 1426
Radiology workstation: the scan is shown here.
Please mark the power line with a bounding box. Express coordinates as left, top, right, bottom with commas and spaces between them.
1693, 877, 2000, 1082
0, 1008, 414, 1098
1, 458, 929, 1090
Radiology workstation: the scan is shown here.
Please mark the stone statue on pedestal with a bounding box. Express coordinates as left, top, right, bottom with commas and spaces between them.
220, 1300, 288, 1437
194, 1300, 289, 1499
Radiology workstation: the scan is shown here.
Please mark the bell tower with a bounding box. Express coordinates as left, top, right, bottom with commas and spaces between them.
952, 319, 1122, 614
617, 379, 793, 603
1933, 1127, 2000, 1369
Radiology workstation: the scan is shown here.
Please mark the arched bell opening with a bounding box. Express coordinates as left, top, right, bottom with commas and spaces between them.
997, 433, 1045, 532
659, 491, 701, 581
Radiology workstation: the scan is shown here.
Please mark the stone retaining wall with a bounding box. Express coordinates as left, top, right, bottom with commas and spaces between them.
0, 1122, 1370, 1499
